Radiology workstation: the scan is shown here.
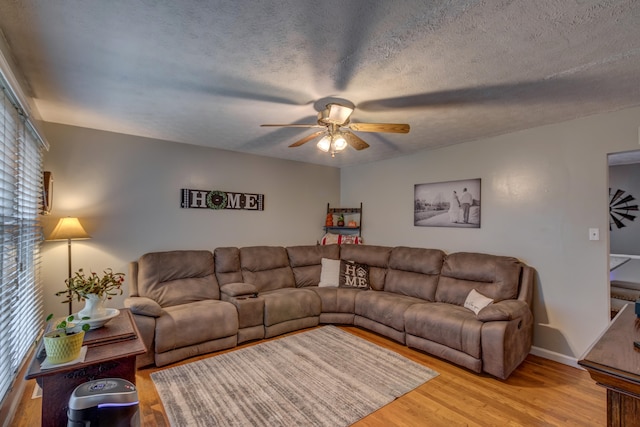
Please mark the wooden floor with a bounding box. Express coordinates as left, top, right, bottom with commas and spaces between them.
9, 326, 606, 426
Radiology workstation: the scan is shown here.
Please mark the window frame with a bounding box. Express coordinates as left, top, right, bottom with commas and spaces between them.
0, 67, 47, 405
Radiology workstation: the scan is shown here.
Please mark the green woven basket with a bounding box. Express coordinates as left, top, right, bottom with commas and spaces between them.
43, 330, 85, 364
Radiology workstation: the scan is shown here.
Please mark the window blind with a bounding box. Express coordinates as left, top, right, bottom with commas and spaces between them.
0, 81, 44, 403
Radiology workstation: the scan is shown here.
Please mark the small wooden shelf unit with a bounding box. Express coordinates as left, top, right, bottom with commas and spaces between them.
324, 202, 362, 236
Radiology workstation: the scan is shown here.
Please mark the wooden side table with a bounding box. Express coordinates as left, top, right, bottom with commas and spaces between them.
578, 304, 640, 426
26, 308, 146, 427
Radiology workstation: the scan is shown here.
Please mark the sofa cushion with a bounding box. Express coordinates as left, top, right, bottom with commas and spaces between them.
385, 247, 444, 301
155, 300, 238, 353
137, 250, 219, 307
475, 299, 530, 322
240, 246, 295, 292
309, 287, 362, 313
260, 288, 321, 326
286, 244, 340, 287
464, 289, 494, 315
214, 247, 243, 285
435, 252, 522, 305
319, 258, 341, 287
287, 244, 340, 266
220, 282, 258, 297
340, 245, 392, 291
125, 296, 163, 317
404, 302, 483, 358
354, 290, 423, 332
339, 260, 370, 290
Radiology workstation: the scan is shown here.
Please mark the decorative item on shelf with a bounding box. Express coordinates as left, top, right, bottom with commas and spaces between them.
45, 217, 91, 315
325, 213, 334, 227
43, 314, 91, 364
324, 202, 362, 239
55, 268, 125, 329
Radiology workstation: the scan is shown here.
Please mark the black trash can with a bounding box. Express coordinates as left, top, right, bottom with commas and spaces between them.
67, 378, 140, 426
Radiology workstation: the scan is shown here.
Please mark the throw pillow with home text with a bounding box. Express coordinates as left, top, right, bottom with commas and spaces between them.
339, 260, 370, 290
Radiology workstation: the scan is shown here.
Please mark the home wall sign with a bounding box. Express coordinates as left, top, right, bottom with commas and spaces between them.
181, 189, 264, 211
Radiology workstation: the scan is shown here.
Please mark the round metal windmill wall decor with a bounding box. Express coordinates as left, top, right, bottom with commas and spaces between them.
609, 188, 638, 230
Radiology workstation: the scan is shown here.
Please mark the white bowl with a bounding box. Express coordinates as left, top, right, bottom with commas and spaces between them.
73, 308, 120, 330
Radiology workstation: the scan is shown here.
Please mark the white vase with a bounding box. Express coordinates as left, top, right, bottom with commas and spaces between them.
78, 293, 107, 319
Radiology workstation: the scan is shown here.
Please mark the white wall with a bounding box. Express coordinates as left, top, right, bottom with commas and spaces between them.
341, 106, 640, 362
40, 106, 640, 363
41, 123, 340, 319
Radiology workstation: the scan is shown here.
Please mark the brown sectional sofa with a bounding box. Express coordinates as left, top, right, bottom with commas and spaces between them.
125, 244, 534, 379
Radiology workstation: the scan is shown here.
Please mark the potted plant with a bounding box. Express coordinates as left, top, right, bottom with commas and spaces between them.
56, 268, 125, 319
43, 314, 91, 364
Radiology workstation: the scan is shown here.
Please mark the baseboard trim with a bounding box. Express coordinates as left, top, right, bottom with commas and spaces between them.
530, 346, 581, 369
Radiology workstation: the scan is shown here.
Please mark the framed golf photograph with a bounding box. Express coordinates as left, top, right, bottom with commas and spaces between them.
414, 178, 481, 228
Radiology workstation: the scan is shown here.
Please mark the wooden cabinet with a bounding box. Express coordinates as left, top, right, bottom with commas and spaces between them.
26, 309, 146, 427
324, 202, 362, 236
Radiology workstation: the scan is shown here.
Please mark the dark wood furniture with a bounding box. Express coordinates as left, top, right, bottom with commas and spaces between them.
578, 304, 640, 426
26, 308, 146, 427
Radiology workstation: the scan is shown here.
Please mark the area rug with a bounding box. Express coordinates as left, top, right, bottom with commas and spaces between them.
151, 326, 438, 426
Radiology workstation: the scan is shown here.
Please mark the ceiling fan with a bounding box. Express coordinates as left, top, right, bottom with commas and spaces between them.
260, 102, 410, 157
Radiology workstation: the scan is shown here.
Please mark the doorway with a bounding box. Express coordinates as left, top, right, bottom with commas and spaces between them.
608, 150, 640, 318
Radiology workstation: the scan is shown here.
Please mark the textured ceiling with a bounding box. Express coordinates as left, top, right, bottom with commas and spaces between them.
1, 1, 640, 167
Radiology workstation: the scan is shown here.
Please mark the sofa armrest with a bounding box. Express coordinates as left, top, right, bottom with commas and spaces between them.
124, 296, 163, 317
220, 282, 258, 298
476, 299, 530, 322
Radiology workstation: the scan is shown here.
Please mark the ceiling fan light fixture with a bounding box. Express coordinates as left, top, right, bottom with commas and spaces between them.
333, 134, 348, 151
318, 103, 354, 125
327, 103, 353, 125
261, 98, 408, 155
317, 135, 331, 152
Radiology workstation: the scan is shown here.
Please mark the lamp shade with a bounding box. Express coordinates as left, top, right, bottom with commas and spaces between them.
46, 217, 91, 241
326, 104, 353, 124
317, 135, 331, 152
333, 134, 348, 151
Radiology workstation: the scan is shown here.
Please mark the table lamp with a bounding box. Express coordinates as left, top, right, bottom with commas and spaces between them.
46, 217, 91, 315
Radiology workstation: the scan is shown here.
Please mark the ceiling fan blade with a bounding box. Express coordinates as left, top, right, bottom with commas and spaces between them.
356, 78, 584, 111
343, 132, 370, 151
347, 123, 410, 133
261, 124, 325, 128
289, 130, 326, 148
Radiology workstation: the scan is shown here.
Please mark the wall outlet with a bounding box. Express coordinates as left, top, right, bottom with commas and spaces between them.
589, 228, 600, 241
